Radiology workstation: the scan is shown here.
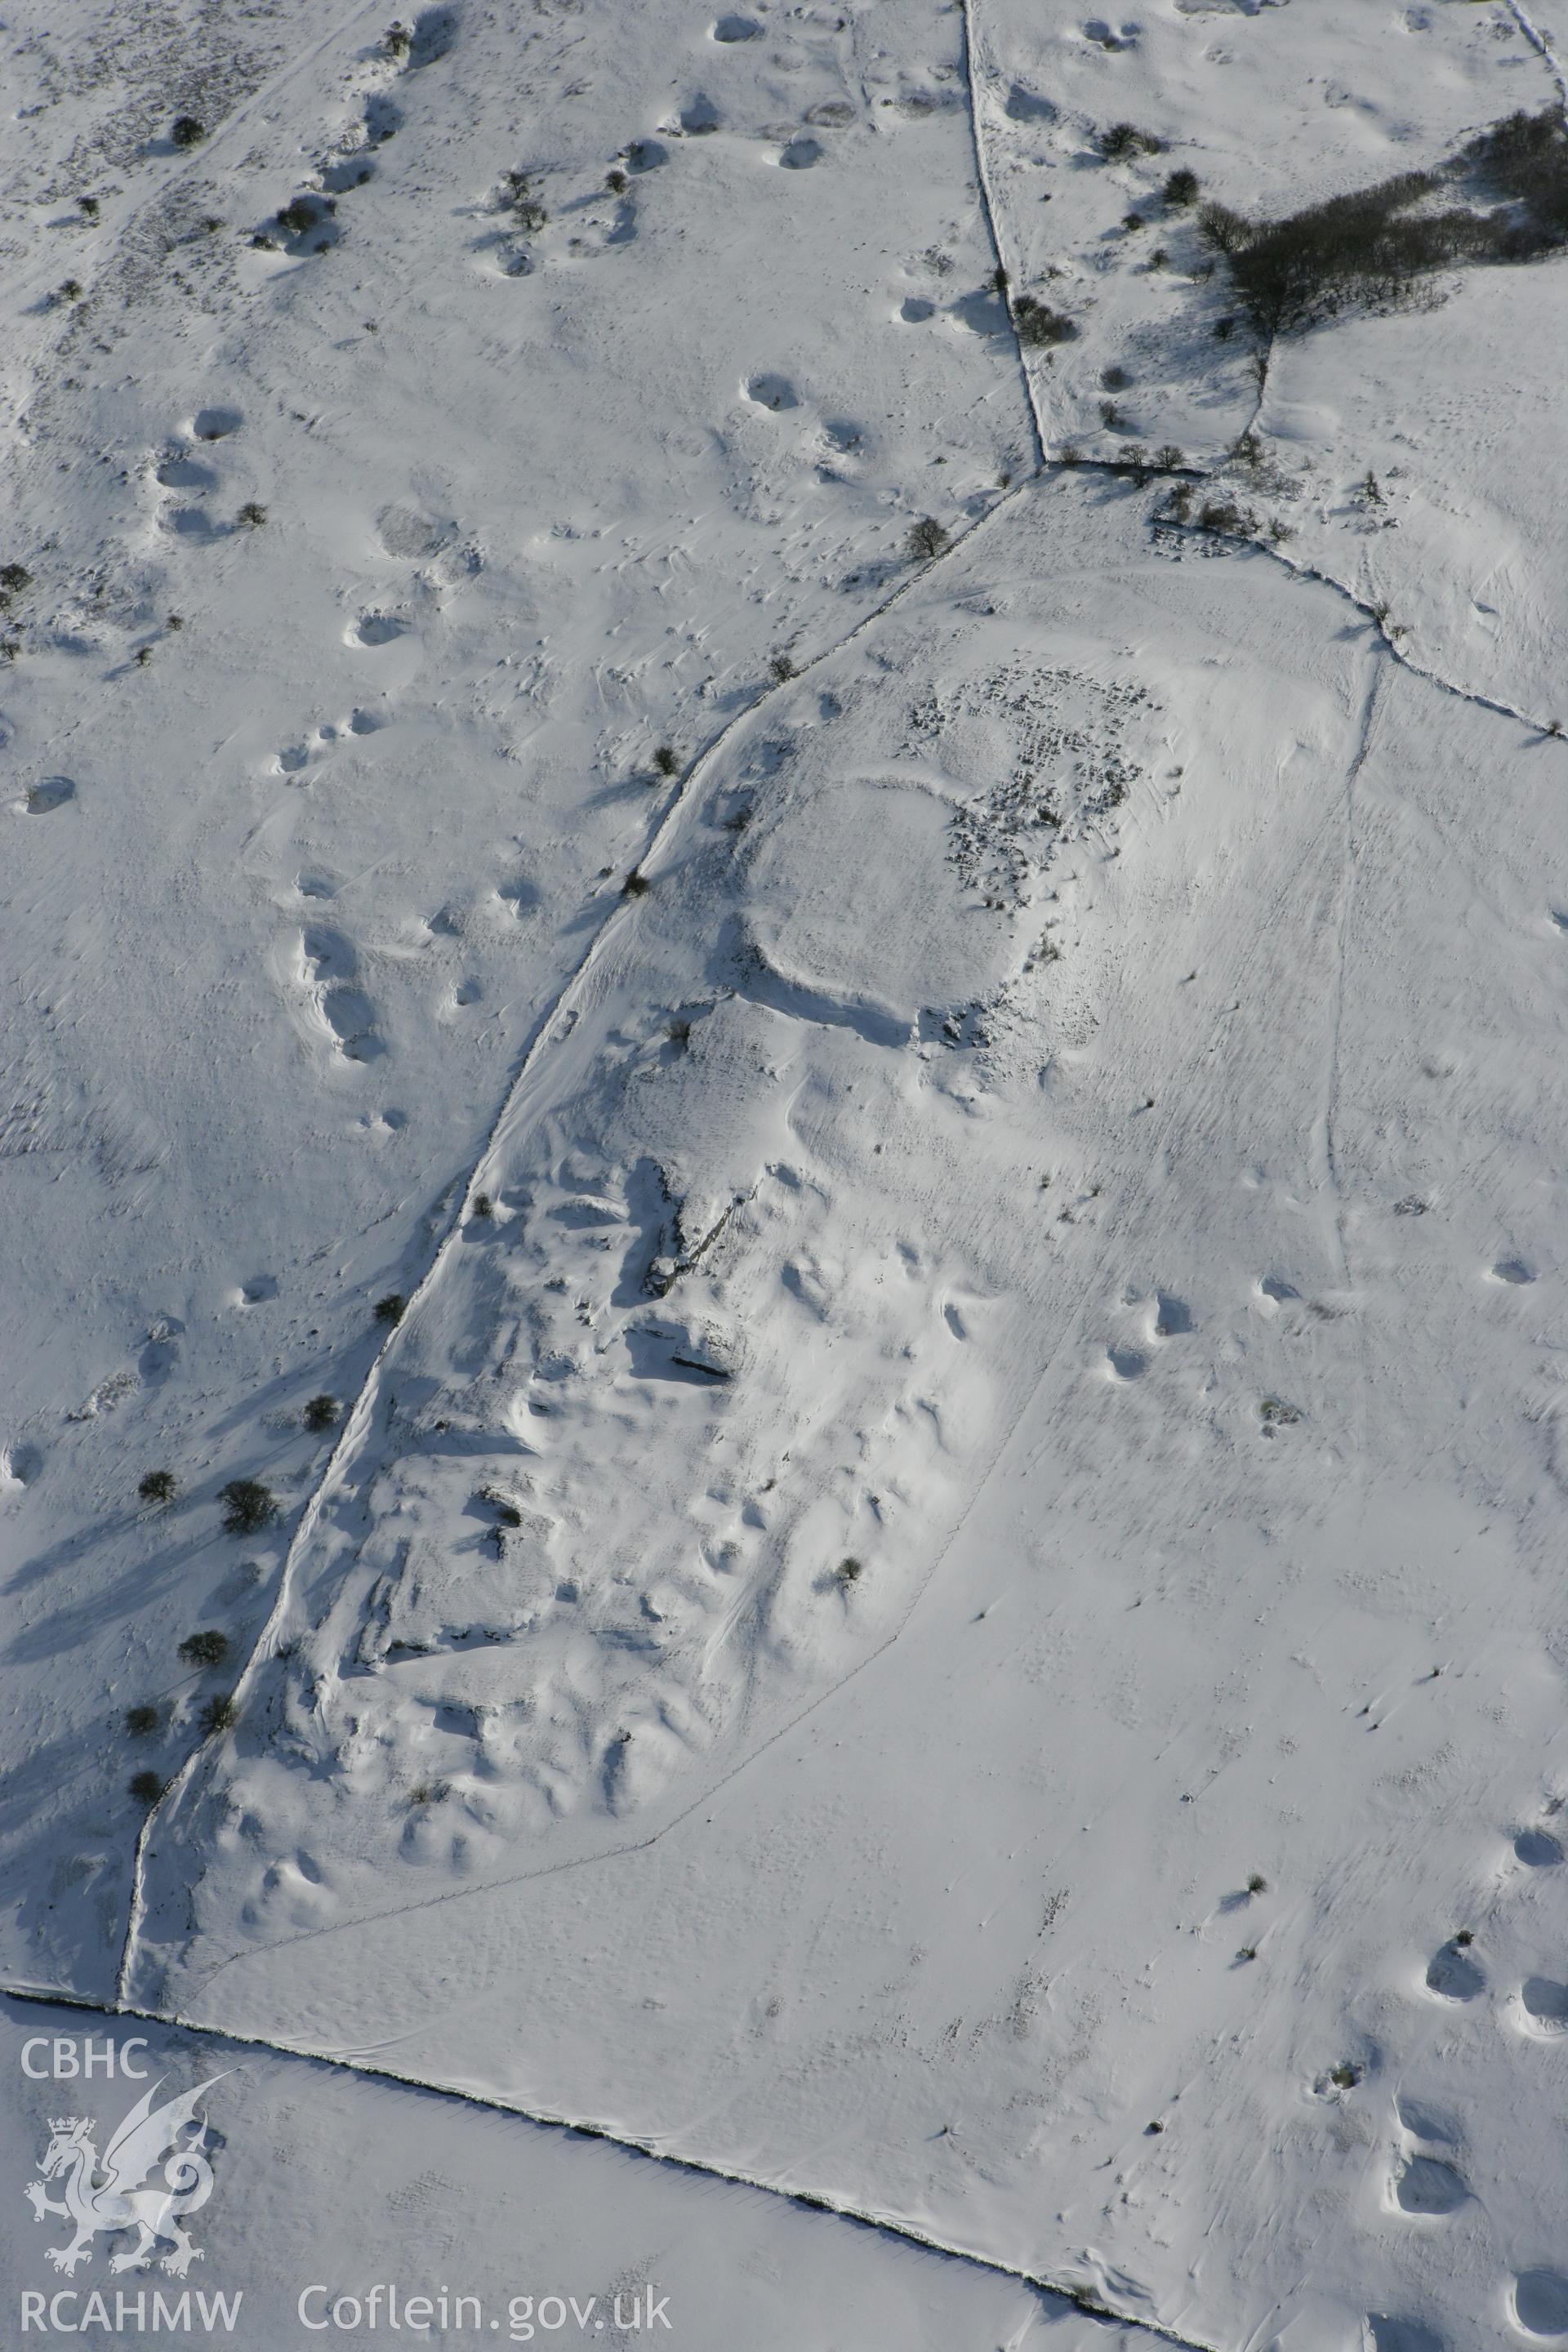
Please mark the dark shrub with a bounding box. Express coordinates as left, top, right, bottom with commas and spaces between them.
1197, 202, 1250, 258
1192, 122, 1568, 335
1163, 167, 1200, 207
1464, 107, 1568, 240
139, 1468, 177, 1505
129, 1770, 165, 1803
373, 1292, 406, 1325
217, 1478, 276, 1535
303, 1393, 339, 1432
200, 1692, 238, 1735
906, 516, 950, 560
125, 1704, 161, 1738
171, 116, 205, 149
180, 1629, 230, 1668
1013, 295, 1076, 345
502, 171, 548, 231
1101, 123, 1162, 161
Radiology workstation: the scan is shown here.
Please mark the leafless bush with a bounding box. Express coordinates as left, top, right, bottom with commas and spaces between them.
1013, 295, 1076, 346
906, 516, 950, 561
1101, 123, 1162, 161
1198, 110, 1568, 333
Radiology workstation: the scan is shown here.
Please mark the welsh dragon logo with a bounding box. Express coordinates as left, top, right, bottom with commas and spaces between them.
24, 2074, 226, 2277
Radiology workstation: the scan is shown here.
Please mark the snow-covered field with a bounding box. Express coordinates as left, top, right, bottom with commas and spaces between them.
7, 1, 1568, 2345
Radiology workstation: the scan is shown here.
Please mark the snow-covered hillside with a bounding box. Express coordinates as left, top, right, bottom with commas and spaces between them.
7, 1, 1568, 2345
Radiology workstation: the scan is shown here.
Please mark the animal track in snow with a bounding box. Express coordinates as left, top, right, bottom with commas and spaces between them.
275, 710, 379, 778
